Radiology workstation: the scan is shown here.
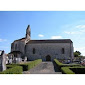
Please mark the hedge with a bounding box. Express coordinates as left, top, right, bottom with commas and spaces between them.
61, 67, 75, 74
6, 59, 42, 72
70, 67, 85, 74
6, 64, 19, 69
23, 59, 42, 70
0, 66, 23, 74
61, 66, 85, 74
54, 59, 81, 68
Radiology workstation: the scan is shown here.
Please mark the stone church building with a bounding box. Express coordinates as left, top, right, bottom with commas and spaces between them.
11, 25, 74, 62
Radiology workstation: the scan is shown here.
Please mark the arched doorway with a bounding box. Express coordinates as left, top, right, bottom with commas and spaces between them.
46, 55, 51, 61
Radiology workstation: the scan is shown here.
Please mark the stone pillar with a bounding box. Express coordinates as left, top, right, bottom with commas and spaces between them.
0, 50, 6, 71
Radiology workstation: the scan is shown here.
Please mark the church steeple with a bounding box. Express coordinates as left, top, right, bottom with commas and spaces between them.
26, 25, 31, 40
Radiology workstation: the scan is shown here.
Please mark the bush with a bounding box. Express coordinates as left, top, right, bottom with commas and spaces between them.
54, 59, 81, 68
61, 67, 75, 74
34, 59, 42, 66
54, 59, 63, 66
0, 66, 23, 74
6, 64, 18, 69
5, 59, 42, 73
54, 59, 81, 73
25, 59, 42, 70
61, 66, 85, 74
19, 64, 28, 71
70, 67, 85, 74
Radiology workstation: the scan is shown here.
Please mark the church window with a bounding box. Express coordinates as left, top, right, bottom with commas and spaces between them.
33, 48, 35, 54
15, 44, 17, 50
11, 44, 14, 49
62, 48, 65, 54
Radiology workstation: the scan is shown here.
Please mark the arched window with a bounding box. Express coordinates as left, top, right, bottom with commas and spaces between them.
33, 48, 35, 54
62, 48, 65, 54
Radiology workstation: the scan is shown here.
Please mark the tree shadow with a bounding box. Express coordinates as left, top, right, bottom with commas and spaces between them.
52, 61, 61, 72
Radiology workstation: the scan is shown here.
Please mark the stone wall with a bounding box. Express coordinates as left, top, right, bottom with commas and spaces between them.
11, 41, 25, 55
25, 43, 74, 61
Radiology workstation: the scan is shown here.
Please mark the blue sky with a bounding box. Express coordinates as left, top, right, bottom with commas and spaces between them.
0, 11, 85, 55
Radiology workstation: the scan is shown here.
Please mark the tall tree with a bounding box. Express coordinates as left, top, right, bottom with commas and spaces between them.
74, 51, 81, 57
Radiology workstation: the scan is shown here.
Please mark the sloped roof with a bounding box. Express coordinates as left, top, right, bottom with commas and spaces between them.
27, 39, 72, 44
13, 37, 26, 42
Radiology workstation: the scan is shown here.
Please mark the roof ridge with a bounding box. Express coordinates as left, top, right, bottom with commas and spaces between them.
26, 39, 72, 44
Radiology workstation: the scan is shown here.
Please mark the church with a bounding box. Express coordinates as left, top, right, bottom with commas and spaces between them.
11, 25, 74, 62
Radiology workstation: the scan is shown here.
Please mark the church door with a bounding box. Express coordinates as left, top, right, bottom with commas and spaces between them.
46, 55, 51, 61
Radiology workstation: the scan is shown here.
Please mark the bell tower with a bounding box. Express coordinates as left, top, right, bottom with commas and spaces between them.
26, 25, 31, 40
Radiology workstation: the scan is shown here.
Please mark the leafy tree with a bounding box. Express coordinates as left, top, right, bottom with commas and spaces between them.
74, 51, 81, 57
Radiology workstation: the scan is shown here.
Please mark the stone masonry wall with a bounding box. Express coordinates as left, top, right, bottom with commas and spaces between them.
25, 43, 73, 61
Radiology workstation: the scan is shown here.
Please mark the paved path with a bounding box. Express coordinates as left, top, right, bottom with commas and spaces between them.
23, 62, 62, 74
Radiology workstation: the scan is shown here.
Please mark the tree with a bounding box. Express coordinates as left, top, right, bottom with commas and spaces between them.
74, 51, 81, 57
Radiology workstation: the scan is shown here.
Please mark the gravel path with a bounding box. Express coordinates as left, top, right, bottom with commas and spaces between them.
23, 62, 62, 74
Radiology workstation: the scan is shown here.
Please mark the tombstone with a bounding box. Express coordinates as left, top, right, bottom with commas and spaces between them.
16, 57, 22, 64
16, 54, 22, 64
24, 57, 27, 62
8, 54, 13, 64
6, 56, 9, 64
0, 50, 6, 71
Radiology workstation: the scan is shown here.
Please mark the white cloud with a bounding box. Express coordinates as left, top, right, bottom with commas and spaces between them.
64, 31, 76, 34
51, 36, 63, 39
76, 25, 85, 28
64, 24, 85, 35
0, 39, 7, 42
64, 30, 84, 35
38, 34, 44, 37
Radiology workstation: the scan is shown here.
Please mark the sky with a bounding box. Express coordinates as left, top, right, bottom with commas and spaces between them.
0, 11, 85, 55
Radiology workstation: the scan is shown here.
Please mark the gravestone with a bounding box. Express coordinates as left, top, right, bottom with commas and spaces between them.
0, 50, 6, 71
24, 57, 27, 62
16, 57, 22, 64
8, 54, 13, 64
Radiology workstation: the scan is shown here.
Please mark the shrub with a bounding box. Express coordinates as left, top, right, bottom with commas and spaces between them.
70, 67, 85, 74
0, 66, 23, 74
6, 64, 18, 69
25, 59, 42, 70
5, 59, 42, 73
61, 67, 75, 74
54, 59, 81, 68
61, 66, 85, 74
54, 59, 81, 73
19, 64, 28, 71
54, 59, 63, 66
34, 59, 42, 66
